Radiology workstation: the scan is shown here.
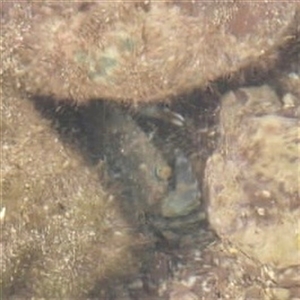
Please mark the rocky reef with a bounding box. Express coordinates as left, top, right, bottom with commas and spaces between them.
0, 84, 148, 299
1, 1, 299, 104
1, 1, 300, 299
205, 84, 300, 298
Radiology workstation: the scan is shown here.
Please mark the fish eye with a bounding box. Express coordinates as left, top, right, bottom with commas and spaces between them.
154, 165, 172, 181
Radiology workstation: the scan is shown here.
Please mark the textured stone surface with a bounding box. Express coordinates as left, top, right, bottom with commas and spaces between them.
0, 85, 144, 299
205, 84, 299, 270
1, 2, 299, 298
2, 1, 299, 104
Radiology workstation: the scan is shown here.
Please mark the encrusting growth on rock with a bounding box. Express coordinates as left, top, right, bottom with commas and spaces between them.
2, 1, 299, 105
204, 85, 300, 295
0, 66, 147, 299
1, 1, 300, 299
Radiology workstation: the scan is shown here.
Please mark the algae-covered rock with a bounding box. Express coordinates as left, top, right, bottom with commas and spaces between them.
2, 1, 299, 104
205, 85, 299, 271
0, 86, 144, 299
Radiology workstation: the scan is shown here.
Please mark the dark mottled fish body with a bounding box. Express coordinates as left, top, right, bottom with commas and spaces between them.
103, 106, 172, 212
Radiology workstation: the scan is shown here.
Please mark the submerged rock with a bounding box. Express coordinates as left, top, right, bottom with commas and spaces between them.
0, 86, 146, 299
205, 85, 299, 282
2, 3, 299, 298
2, 1, 299, 104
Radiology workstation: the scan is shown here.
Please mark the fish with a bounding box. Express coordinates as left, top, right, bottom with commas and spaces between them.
103, 105, 172, 211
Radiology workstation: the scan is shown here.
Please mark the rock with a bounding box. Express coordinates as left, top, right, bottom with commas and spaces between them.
2, 1, 299, 104
0, 84, 145, 299
204, 84, 299, 277
1, 3, 299, 298
169, 284, 199, 300
267, 287, 291, 300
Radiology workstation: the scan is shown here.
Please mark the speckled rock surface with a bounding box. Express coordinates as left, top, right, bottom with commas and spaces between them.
205, 85, 299, 284
1, 2, 300, 299
0, 85, 146, 299
2, 1, 299, 104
